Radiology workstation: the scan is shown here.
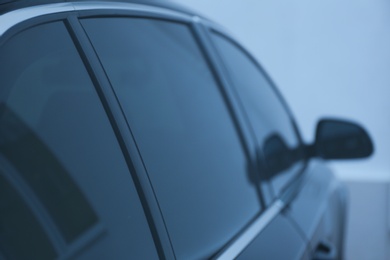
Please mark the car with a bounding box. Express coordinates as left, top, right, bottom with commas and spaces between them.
0, 0, 373, 259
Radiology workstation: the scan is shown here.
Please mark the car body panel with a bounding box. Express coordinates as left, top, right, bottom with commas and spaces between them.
285, 160, 348, 259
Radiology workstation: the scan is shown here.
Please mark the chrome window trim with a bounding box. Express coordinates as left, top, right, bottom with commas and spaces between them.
0, 1, 192, 37
72, 1, 191, 20
0, 3, 74, 36
214, 199, 285, 260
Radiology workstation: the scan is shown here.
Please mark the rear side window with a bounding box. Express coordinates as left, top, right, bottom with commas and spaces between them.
0, 21, 158, 259
211, 32, 304, 197
81, 18, 262, 259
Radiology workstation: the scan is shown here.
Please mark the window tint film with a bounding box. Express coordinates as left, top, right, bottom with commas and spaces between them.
0, 21, 157, 259
81, 18, 262, 259
211, 33, 304, 196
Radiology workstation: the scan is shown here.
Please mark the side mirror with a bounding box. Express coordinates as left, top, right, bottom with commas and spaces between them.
310, 118, 374, 160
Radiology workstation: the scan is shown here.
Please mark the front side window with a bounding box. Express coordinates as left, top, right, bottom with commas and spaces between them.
211, 32, 304, 197
81, 18, 262, 259
0, 21, 157, 259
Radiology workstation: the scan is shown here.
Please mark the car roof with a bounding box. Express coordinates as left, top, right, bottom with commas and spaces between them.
0, 0, 198, 16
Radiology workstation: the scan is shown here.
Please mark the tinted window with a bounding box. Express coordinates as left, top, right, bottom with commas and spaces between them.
82, 18, 262, 259
211, 33, 304, 196
0, 21, 157, 259
0, 173, 57, 260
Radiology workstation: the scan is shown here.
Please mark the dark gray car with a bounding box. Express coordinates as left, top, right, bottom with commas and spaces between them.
0, 0, 373, 259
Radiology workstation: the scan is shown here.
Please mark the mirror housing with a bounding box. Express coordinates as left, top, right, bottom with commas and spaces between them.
309, 118, 374, 160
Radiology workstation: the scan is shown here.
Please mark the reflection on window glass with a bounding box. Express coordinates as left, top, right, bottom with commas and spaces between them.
82, 18, 261, 259
0, 21, 158, 259
0, 173, 57, 260
0, 104, 98, 243
0, 22, 98, 246
211, 33, 304, 196
262, 133, 302, 177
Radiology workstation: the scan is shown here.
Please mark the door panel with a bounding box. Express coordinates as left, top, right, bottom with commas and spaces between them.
237, 215, 308, 260
284, 160, 347, 259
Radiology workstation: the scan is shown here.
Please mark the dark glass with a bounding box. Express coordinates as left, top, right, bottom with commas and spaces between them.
211, 33, 304, 196
82, 18, 262, 259
0, 21, 157, 259
0, 173, 57, 260
0, 104, 98, 244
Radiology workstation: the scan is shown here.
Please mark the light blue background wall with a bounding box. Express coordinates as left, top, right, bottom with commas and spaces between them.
178, 0, 389, 181
177, 0, 390, 259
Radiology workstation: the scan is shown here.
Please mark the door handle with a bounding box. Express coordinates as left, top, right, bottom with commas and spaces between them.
312, 240, 337, 260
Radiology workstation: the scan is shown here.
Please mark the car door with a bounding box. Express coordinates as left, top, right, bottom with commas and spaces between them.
202, 27, 310, 259
208, 28, 347, 259
79, 14, 264, 259
285, 160, 348, 260
77, 7, 310, 259
0, 11, 159, 259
